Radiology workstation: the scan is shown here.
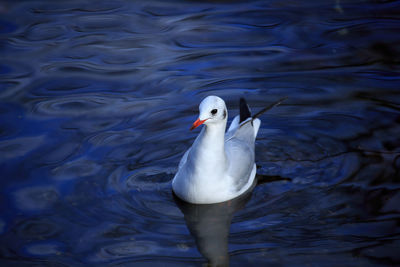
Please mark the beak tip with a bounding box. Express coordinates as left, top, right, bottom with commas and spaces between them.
190, 118, 206, 131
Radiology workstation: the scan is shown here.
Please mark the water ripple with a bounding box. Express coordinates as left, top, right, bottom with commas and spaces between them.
52, 157, 101, 180
23, 241, 64, 257
0, 135, 45, 161
98, 240, 159, 259
30, 1, 123, 14
13, 185, 59, 212
29, 94, 164, 117
15, 217, 61, 239
21, 22, 68, 42
41, 61, 139, 76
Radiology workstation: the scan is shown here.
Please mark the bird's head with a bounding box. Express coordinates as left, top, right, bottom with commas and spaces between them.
190, 96, 228, 130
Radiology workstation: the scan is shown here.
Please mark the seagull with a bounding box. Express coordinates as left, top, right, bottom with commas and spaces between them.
172, 95, 285, 204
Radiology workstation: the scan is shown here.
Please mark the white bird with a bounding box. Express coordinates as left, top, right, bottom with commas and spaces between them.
172, 95, 269, 204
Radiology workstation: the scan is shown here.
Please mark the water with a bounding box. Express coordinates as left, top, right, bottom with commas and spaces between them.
0, 0, 399, 266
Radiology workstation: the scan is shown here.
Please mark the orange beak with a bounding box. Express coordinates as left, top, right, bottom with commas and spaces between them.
190, 118, 207, 130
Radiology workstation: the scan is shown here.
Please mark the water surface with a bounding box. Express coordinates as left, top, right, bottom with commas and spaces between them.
0, 0, 399, 266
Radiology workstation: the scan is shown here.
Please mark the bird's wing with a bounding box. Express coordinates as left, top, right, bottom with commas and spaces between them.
227, 115, 240, 132
225, 120, 257, 191
178, 147, 191, 169
225, 115, 240, 140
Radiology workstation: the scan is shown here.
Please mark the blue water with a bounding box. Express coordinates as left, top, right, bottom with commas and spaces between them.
1, 0, 399, 266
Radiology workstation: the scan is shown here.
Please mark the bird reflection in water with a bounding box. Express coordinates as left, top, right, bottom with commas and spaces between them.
173, 174, 291, 266
173, 181, 254, 267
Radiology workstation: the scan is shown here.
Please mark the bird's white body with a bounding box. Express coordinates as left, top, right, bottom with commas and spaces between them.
172, 96, 260, 204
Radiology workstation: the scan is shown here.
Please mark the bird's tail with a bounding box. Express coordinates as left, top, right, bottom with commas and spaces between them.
251, 97, 287, 122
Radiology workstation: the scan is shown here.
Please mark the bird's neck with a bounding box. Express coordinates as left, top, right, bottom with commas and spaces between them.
193, 120, 227, 173
203, 121, 226, 146
203, 121, 226, 151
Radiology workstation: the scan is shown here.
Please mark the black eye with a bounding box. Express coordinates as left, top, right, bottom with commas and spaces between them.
211, 109, 218, 115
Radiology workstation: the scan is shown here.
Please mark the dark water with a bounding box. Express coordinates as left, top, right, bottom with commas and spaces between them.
1, 0, 400, 266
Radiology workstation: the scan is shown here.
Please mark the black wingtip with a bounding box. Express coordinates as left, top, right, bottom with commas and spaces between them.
239, 97, 252, 123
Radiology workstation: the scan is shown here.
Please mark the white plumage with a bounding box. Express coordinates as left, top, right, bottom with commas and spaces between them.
172, 96, 260, 204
